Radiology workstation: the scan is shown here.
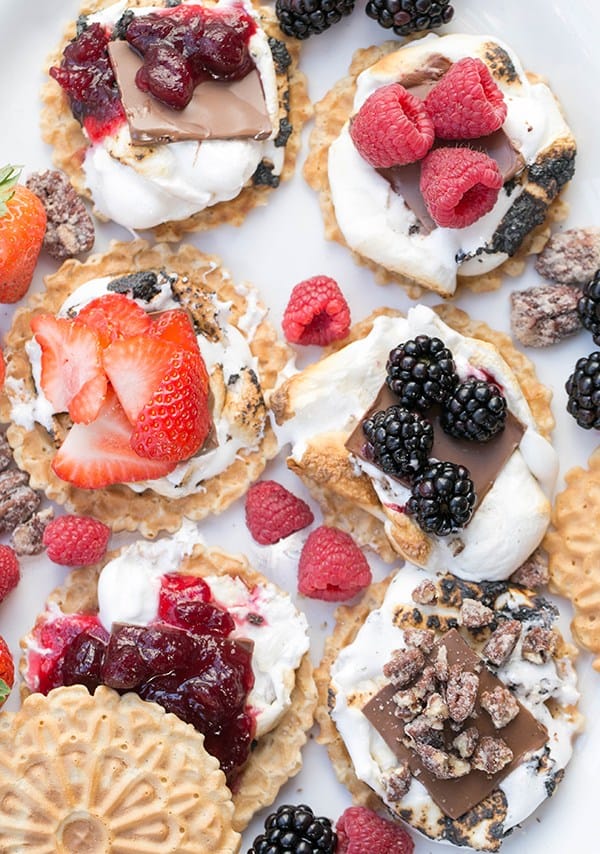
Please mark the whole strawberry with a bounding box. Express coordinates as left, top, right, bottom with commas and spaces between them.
43, 514, 111, 567
0, 635, 14, 708
0, 545, 20, 603
0, 165, 47, 303
245, 480, 314, 545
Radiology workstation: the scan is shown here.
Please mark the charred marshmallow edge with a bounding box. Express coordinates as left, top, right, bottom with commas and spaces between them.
328, 33, 575, 296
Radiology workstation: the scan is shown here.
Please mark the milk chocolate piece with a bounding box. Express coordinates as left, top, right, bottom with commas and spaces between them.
108, 41, 272, 145
345, 383, 525, 515
363, 629, 548, 819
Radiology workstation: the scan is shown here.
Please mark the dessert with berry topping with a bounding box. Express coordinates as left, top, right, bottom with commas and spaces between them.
0, 240, 291, 536
316, 564, 581, 850
305, 33, 576, 296
20, 524, 316, 829
272, 304, 557, 581
42, 0, 310, 237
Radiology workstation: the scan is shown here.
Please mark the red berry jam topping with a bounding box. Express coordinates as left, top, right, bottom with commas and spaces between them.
29, 613, 105, 694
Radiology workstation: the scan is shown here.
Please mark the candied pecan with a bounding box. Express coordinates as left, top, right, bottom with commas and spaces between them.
382, 763, 412, 802
0, 471, 41, 532
510, 285, 581, 348
26, 170, 95, 260
483, 620, 522, 667
447, 670, 479, 723
383, 647, 425, 688
459, 598, 494, 629
415, 743, 471, 780
11, 508, 54, 556
433, 644, 449, 682
480, 686, 520, 729
452, 726, 479, 759
404, 628, 435, 654
393, 687, 423, 722
411, 579, 437, 605
405, 714, 442, 745
535, 226, 600, 286
471, 736, 513, 775
423, 692, 449, 728
510, 549, 549, 589
413, 665, 436, 699
521, 626, 557, 663
0, 434, 13, 472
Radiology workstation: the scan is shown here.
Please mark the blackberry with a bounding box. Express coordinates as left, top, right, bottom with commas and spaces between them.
276, 0, 356, 40
441, 379, 507, 442
386, 335, 458, 411
577, 270, 600, 344
406, 460, 476, 536
248, 804, 337, 853
365, 0, 454, 38
566, 351, 600, 429
362, 406, 433, 476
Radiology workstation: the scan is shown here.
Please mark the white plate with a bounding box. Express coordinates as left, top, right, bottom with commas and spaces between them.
1, 1, 599, 851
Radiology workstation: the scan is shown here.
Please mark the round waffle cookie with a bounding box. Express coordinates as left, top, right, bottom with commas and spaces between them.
315, 565, 582, 852
20, 538, 318, 831
41, 0, 311, 239
304, 36, 573, 298
0, 240, 291, 537
0, 684, 240, 853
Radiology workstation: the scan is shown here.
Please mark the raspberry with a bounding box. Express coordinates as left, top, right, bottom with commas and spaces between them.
43, 514, 111, 567
0, 545, 20, 604
337, 806, 414, 854
420, 146, 503, 229
350, 83, 434, 168
424, 57, 507, 140
245, 480, 314, 545
282, 275, 351, 346
298, 526, 372, 601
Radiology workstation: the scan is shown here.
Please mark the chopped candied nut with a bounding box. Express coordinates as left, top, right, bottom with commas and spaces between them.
11, 508, 54, 556
423, 692, 449, 728
413, 665, 436, 699
26, 169, 95, 260
535, 226, 600, 286
447, 670, 479, 723
433, 644, 449, 682
383, 763, 412, 802
452, 726, 479, 759
471, 736, 513, 775
521, 626, 557, 663
510, 285, 581, 348
459, 598, 494, 629
510, 549, 550, 589
392, 687, 423, 722
483, 620, 522, 667
0, 434, 13, 472
404, 628, 435, 654
0, 471, 41, 532
411, 579, 437, 605
415, 743, 471, 780
383, 647, 426, 688
481, 686, 520, 729
405, 714, 442, 745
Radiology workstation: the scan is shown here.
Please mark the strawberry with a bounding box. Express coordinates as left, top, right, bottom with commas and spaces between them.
52, 387, 177, 488
131, 350, 211, 462
0, 545, 20, 603
102, 333, 178, 424
0, 164, 47, 303
31, 313, 107, 424
77, 292, 151, 347
0, 635, 14, 709
150, 308, 210, 392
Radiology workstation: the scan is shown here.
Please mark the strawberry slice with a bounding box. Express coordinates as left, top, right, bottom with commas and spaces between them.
150, 309, 210, 394
132, 350, 211, 463
77, 292, 151, 348
52, 388, 177, 489
102, 334, 177, 425
31, 314, 107, 424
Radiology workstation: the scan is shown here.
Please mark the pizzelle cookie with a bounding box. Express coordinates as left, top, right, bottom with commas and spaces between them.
272, 303, 556, 582
20, 531, 318, 831
0, 240, 290, 537
0, 684, 240, 853
315, 565, 581, 851
304, 34, 573, 298
41, 0, 311, 238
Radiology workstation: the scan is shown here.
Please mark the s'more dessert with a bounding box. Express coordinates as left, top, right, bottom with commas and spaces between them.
272, 303, 557, 581
42, 0, 311, 238
20, 525, 317, 830
316, 564, 581, 851
305, 32, 576, 297
0, 240, 290, 536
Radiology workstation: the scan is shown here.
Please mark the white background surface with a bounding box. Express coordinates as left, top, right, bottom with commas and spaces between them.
1, 1, 600, 851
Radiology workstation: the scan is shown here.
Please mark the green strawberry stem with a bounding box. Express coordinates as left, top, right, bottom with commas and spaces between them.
0, 678, 11, 706
0, 164, 23, 217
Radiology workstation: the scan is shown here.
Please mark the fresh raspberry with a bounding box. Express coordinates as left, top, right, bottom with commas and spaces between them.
0, 635, 14, 709
282, 276, 351, 346
43, 514, 111, 567
424, 57, 507, 140
420, 146, 503, 229
0, 545, 20, 603
297, 526, 372, 601
350, 83, 435, 168
245, 480, 314, 545
336, 806, 415, 854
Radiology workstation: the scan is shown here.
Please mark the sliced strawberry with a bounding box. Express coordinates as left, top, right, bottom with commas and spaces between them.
102, 334, 177, 424
52, 388, 177, 489
77, 292, 151, 348
132, 350, 211, 463
31, 314, 107, 424
150, 309, 209, 394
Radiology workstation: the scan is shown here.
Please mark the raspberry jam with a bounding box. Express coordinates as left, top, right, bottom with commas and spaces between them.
29, 573, 256, 782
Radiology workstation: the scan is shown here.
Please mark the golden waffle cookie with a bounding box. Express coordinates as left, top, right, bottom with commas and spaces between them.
20, 540, 318, 831
0, 240, 291, 537
0, 684, 240, 853
41, 0, 312, 239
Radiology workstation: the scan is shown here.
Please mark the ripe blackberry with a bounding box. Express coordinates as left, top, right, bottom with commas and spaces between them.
406, 460, 476, 536
276, 0, 356, 39
441, 379, 507, 442
248, 803, 337, 853
566, 351, 600, 429
365, 0, 454, 38
577, 270, 600, 344
362, 406, 433, 476
386, 335, 458, 411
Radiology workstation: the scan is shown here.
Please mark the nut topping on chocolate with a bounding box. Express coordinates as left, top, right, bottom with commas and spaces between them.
510, 548, 550, 589
452, 726, 479, 759
411, 578, 437, 605
471, 736, 514, 775
460, 598, 495, 628
481, 686, 520, 729
414, 743, 471, 780
383, 763, 412, 802
404, 627, 435, 654
384, 647, 426, 687
483, 620, 522, 666
521, 626, 558, 663
446, 669, 479, 723
433, 643, 449, 682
